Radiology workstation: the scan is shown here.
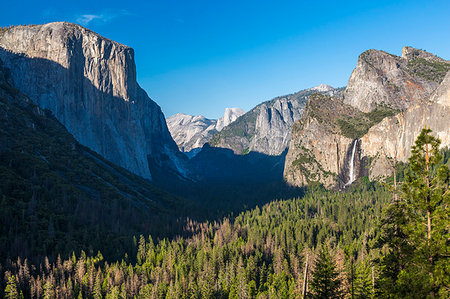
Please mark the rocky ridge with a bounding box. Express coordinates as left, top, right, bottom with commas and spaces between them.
209, 85, 343, 155
360, 70, 450, 179
0, 22, 186, 179
284, 47, 450, 189
342, 46, 450, 112
167, 107, 245, 156
284, 94, 370, 188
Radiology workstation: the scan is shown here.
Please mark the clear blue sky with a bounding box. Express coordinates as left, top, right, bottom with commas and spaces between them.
2, 1, 450, 119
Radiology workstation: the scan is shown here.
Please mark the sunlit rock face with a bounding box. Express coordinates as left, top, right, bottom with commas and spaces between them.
342, 47, 449, 113
360, 70, 450, 180
283, 94, 359, 189
284, 47, 450, 189
0, 22, 187, 179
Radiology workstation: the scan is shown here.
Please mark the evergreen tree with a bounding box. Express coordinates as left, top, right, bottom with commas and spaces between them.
375, 198, 413, 297
4, 275, 19, 299
309, 246, 342, 299
42, 281, 54, 299
376, 128, 449, 298
400, 127, 450, 297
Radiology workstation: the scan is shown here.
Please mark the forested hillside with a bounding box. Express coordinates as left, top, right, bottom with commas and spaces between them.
0, 60, 196, 263
2, 129, 447, 298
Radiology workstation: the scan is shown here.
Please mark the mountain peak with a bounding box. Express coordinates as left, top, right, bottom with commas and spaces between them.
309, 84, 335, 92
216, 107, 245, 131
0, 21, 186, 179
401, 46, 446, 62
342, 47, 448, 112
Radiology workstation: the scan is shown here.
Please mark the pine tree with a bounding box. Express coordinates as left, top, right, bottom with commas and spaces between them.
93, 271, 102, 299
376, 128, 449, 297
375, 197, 413, 297
309, 246, 342, 299
43, 280, 54, 299
400, 127, 450, 297
4, 275, 19, 299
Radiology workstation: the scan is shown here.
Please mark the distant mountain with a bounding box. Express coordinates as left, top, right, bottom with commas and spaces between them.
215, 107, 246, 131
0, 22, 187, 180
167, 108, 245, 157
209, 85, 343, 155
284, 47, 450, 189
0, 59, 190, 261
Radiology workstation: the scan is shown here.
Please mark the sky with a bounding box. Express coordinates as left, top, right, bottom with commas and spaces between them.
1, 1, 450, 119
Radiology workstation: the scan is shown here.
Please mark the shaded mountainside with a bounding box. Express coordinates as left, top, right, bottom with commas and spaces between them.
0, 22, 187, 180
0, 59, 193, 262
342, 46, 450, 113
167, 108, 244, 157
285, 48, 450, 189
209, 85, 343, 155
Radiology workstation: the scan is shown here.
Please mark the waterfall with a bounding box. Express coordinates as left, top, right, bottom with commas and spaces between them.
345, 139, 358, 186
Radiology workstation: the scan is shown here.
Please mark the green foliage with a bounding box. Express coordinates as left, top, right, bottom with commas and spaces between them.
1, 182, 390, 298
376, 128, 450, 297
337, 106, 398, 139
0, 77, 192, 263
309, 246, 342, 299
406, 58, 450, 83
4, 275, 18, 299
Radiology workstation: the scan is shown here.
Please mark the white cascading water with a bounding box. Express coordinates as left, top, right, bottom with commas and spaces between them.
345, 139, 358, 186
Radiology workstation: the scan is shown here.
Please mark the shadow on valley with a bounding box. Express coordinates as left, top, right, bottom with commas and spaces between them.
0, 50, 198, 264
0, 48, 305, 265
151, 145, 305, 220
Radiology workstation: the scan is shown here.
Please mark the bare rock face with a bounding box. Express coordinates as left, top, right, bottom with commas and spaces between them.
284, 47, 450, 189
342, 47, 449, 112
209, 85, 343, 155
284, 94, 365, 189
360, 70, 450, 180
284, 68, 450, 189
167, 108, 245, 157
0, 22, 186, 179
167, 113, 217, 154
215, 108, 245, 131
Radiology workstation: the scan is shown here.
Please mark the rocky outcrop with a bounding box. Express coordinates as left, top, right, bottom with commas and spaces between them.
209, 85, 343, 155
167, 108, 245, 156
215, 107, 245, 131
0, 22, 186, 179
360, 70, 450, 180
283, 94, 366, 189
342, 47, 449, 113
284, 69, 450, 189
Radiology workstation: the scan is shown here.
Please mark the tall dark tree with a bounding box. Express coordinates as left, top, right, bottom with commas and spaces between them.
400, 127, 449, 297
376, 128, 449, 298
309, 246, 342, 299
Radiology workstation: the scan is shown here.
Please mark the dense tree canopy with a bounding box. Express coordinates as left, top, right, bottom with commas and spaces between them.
0, 129, 448, 298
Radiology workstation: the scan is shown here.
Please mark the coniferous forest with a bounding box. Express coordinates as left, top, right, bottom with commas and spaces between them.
1, 129, 449, 298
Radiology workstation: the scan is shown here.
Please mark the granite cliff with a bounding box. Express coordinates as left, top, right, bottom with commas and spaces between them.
209, 85, 343, 155
167, 108, 244, 157
342, 47, 450, 112
284, 47, 450, 189
283, 94, 392, 188
360, 70, 450, 179
0, 58, 188, 258
0, 22, 186, 179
